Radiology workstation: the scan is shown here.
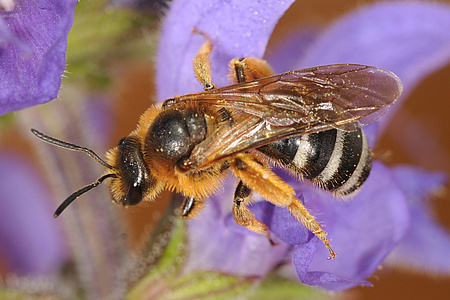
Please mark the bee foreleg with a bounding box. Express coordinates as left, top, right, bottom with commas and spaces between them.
192, 30, 214, 90
180, 195, 204, 219
233, 180, 274, 245
230, 153, 336, 259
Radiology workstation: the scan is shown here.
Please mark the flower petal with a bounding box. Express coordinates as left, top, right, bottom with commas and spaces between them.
157, 0, 295, 100
292, 240, 370, 290
0, 0, 77, 115
265, 29, 319, 74
0, 153, 67, 275
252, 197, 311, 246
285, 162, 409, 290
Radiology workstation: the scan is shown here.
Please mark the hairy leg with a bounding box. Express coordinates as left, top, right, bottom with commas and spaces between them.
230, 153, 336, 259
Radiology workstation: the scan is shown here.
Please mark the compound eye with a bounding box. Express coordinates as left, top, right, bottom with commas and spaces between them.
117, 137, 127, 146
125, 184, 143, 206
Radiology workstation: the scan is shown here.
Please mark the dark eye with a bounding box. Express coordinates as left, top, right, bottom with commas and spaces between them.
117, 137, 127, 146
125, 184, 143, 206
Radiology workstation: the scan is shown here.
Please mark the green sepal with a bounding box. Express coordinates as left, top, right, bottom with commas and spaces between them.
127, 269, 258, 300
147, 218, 188, 279
0, 112, 16, 129
151, 271, 257, 300
0, 288, 62, 300
126, 219, 188, 299
247, 275, 327, 300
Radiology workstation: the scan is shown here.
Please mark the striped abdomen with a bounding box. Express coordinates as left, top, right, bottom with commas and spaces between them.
257, 128, 372, 195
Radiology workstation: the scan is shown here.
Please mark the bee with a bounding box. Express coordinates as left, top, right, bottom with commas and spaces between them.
32, 37, 402, 259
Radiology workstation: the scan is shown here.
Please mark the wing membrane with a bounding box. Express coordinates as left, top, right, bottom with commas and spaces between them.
167, 64, 403, 167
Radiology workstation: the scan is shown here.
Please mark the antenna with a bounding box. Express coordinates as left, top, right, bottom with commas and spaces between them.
31, 129, 114, 169
31, 129, 117, 217
53, 173, 117, 218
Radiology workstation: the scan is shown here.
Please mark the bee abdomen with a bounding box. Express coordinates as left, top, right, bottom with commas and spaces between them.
257, 128, 371, 195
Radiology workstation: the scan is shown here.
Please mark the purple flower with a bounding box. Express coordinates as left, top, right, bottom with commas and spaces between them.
157, 0, 450, 291
0, 0, 77, 115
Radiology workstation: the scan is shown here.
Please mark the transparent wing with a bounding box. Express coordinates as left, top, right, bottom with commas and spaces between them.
166, 64, 403, 168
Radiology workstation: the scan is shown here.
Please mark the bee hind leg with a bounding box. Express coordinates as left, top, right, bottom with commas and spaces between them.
233, 180, 275, 245
230, 153, 337, 259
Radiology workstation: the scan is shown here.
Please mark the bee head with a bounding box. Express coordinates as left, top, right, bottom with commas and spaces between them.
106, 135, 160, 208
31, 129, 160, 218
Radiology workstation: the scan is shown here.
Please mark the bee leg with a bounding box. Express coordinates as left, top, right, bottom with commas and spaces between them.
233, 180, 275, 245
180, 196, 204, 219
192, 30, 215, 90
162, 35, 214, 109
229, 57, 275, 83
231, 153, 337, 259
